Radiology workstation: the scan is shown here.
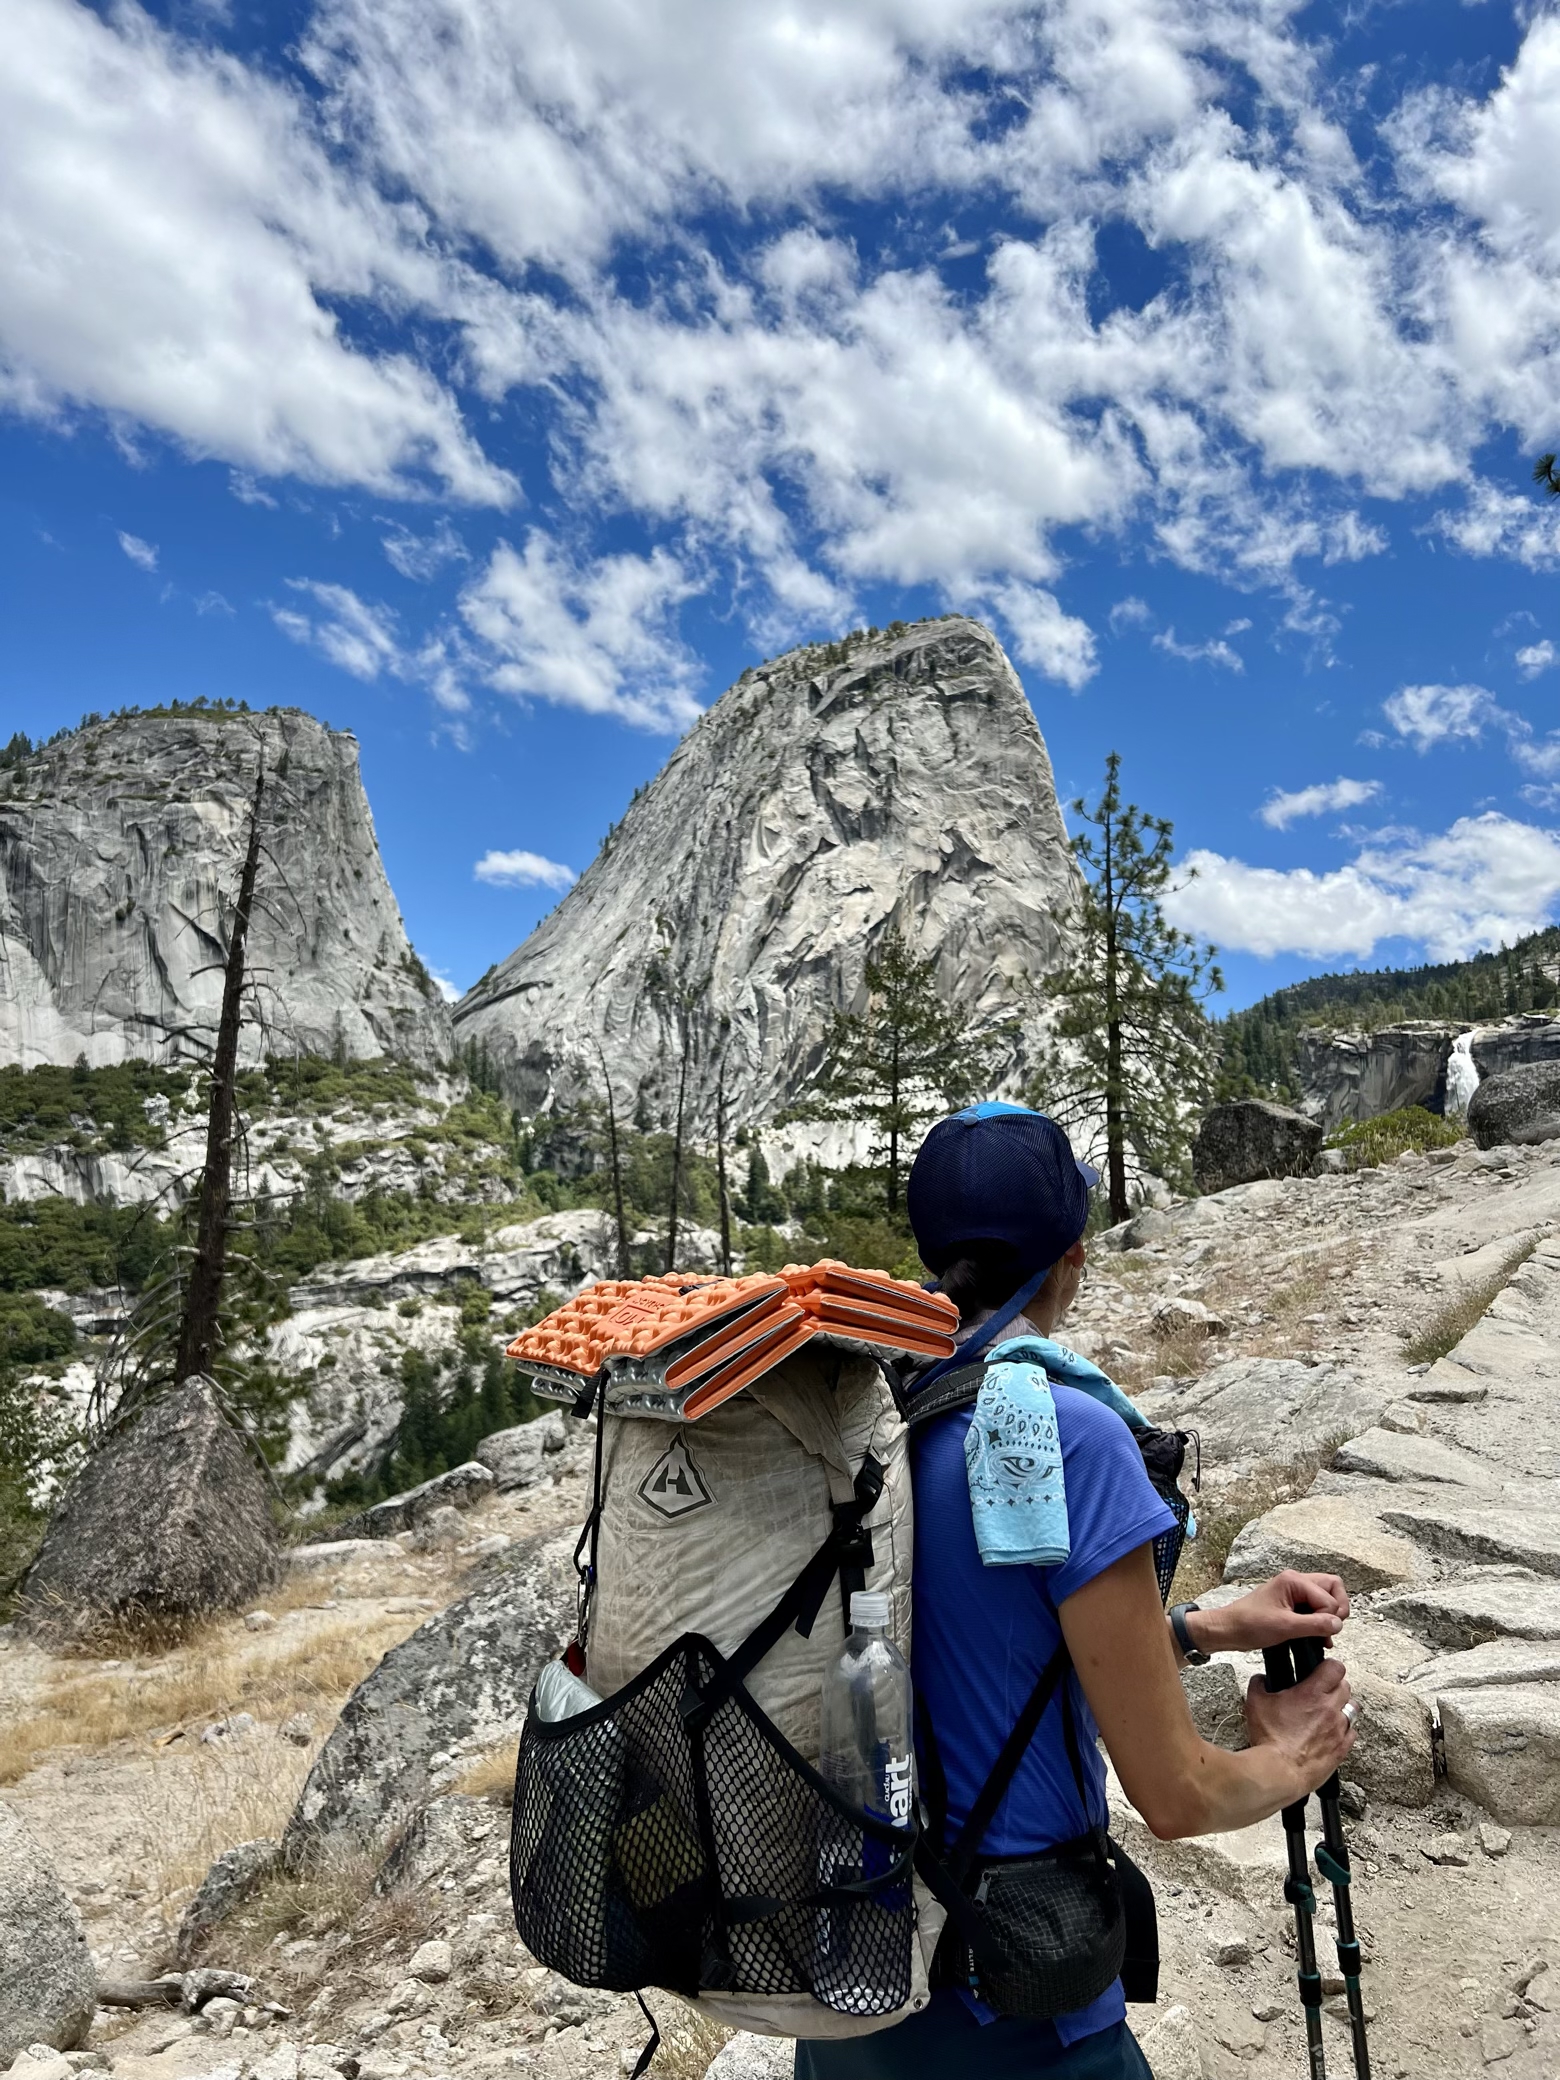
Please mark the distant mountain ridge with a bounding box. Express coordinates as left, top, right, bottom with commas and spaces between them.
0, 705, 451, 1070
454, 615, 1083, 1135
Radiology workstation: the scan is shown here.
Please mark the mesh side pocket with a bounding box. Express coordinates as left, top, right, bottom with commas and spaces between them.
1150, 1485, 1190, 1603
967, 1846, 1126, 2019
510, 1635, 915, 2014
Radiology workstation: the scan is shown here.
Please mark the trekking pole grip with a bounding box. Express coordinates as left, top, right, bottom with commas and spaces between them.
1263, 1643, 1296, 1693
1290, 1622, 1343, 1799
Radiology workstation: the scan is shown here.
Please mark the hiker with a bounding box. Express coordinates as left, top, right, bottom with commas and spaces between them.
797, 1102, 1358, 2080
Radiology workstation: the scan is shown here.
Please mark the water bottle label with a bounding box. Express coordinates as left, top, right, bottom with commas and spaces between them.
884, 1753, 913, 1826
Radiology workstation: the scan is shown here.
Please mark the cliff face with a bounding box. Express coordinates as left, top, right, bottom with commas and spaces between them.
0, 708, 451, 1069
454, 617, 1081, 1132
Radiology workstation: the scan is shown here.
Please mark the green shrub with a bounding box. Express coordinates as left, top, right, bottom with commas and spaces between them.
0, 1294, 75, 1367
1325, 1105, 1463, 1169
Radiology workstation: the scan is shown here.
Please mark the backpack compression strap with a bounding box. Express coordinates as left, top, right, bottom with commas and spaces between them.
678, 1454, 885, 1733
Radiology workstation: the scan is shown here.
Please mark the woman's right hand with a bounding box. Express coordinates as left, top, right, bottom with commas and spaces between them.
1243, 1658, 1356, 1795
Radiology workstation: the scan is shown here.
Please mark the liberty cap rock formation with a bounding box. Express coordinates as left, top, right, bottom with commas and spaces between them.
454, 616, 1082, 1134
0, 707, 452, 1069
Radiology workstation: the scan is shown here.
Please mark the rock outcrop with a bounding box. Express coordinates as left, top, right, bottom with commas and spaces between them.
453, 617, 1081, 1134
326, 1461, 495, 1541
20, 1376, 280, 1639
0, 1804, 96, 2061
1467, 1061, 1560, 1149
1192, 1099, 1322, 1193
1293, 1013, 1560, 1131
1220, 1231, 1560, 1827
281, 1528, 576, 1861
1292, 1022, 1453, 1130
0, 707, 450, 1069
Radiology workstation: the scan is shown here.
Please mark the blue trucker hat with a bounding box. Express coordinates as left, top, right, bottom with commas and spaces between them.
906, 1101, 1099, 1274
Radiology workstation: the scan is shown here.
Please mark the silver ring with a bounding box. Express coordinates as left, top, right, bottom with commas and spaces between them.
1341, 1701, 1358, 1726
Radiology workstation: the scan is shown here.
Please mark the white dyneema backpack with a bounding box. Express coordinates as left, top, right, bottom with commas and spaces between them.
503, 1270, 955, 2053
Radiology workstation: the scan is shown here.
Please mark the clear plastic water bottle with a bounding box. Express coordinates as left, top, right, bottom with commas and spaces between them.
815, 1591, 915, 2011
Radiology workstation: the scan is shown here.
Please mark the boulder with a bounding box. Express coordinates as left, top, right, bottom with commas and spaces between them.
281, 1528, 575, 1862
0, 1805, 96, 2061
1222, 1497, 1420, 1595
1439, 1683, 1560, 1825
1340, 1671, 1434, 1808
374, 1796, 499, 1894
1467, 1061, 1560, 1150
704, 2036, 794, 2080
474, 1411, 568, 1491
1378, 1575, 1560, 1654
1182, 1660, 1248, 1749
175, 1839, 280, 1966
327, 1462, 494, 1542
1164, 1359, 1386, 1477
1133, 2003, 1203, 2080
1330, 1428, 1497, 1490
19, 1378, 280, 1641
1151, 1297, 1227, 1338
1406, 1639, 1560, 1693
1376, 1502, 1560, 1577
1192, 1100, 1323, 1195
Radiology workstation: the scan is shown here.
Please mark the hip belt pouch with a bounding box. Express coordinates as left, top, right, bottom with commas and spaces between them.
936, 1830, 1126, 2020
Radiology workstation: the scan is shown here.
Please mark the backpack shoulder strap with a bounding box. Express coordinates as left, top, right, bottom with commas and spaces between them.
900, 1359, 991, 1430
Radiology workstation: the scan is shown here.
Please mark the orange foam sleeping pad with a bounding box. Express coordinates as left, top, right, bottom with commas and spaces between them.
505, 1263, 959, 1420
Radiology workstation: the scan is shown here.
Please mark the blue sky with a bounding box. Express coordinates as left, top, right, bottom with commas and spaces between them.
4, 0, 1560, 1014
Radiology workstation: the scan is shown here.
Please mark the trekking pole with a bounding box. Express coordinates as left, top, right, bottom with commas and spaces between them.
1263, 1640, 1327, 2080
1292, 1634, 1371, 2080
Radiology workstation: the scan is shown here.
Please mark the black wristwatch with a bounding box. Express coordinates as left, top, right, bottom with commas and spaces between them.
1170, 1601, 1210, 1665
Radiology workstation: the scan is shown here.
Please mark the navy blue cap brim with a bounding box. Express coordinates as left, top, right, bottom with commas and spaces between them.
1076, 1161, 1100, 1190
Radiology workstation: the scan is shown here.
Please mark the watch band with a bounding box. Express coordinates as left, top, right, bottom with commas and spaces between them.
1170, 1601, 1210, 1664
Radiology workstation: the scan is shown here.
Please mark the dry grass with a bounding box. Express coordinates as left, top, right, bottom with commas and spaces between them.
455, 1738, 519, 1801
1170, 1441, 1344, 1601
1401, 1236, 1539, 1367
0, 1605, 422, 1786
133, 1734, 317, 1918
186, 1851, 397, 2001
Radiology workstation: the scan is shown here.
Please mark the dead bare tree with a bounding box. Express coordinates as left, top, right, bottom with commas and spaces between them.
714, 1024, 734, 1277
594, 1037, 633, 1279
173, 759, 266, 1384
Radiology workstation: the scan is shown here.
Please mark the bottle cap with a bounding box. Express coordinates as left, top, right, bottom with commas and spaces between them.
850, 1590, 891, 1632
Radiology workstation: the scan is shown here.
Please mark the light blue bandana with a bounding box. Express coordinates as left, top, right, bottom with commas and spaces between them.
963, 1335, 1149, 1568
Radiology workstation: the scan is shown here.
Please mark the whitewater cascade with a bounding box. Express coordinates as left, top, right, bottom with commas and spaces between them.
1445, 1032, 1480, 1114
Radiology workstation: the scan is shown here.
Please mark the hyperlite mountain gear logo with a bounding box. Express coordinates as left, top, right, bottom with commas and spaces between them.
638, 1436, 713, 1519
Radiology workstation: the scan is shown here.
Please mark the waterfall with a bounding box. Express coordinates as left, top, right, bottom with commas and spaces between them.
1445, 1031, 1479, 1115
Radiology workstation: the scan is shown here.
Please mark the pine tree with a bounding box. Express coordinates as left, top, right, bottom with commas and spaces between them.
793, 928, 1003, 1213
1033, 754, 1222, 1224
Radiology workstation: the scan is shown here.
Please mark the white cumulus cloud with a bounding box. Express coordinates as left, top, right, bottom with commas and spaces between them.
1517, 639, 1557, 679
460, 532, 703, 732
0, 0, 512, 504
117, 530, 157, 571
271, 580, 403, 680
1381, 683, 1502, 752
985, 582, 1098, 690
473, 849, 577, 892
1259, 777, 1381, 830
1166, 813, 1560, 962
1153, 626, 1245, 673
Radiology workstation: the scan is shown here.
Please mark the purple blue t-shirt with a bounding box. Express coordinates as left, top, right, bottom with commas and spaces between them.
911, 1385, 1175, 2046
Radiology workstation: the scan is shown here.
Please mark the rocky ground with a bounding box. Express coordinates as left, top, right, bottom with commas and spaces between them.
8, 1137, 1560, 2080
